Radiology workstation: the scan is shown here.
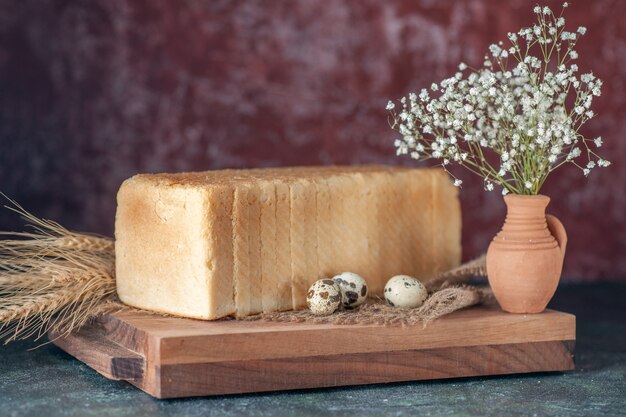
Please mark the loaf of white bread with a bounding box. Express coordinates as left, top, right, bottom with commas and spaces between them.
115, 166, 461, 319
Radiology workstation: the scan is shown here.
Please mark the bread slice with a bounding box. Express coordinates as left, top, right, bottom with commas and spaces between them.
232, 184, 250, 317
351, 169, 383, 289
289, 176, 318, 309
274, 180, 293, 312
314, 174, 333, 280
257, 179, 278, 313
432, 170, 462, 273
115, 175, 235, 319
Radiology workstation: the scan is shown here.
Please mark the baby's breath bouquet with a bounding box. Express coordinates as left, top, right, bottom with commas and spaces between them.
387, 3, 609, 195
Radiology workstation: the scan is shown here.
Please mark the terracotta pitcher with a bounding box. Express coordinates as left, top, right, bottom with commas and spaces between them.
486, 194, 567, 314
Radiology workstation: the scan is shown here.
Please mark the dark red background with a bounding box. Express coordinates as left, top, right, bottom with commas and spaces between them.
0, 0, 624, 280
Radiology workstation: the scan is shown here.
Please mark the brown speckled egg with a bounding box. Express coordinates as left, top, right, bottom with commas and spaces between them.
306, 279, 342, 316
333, 272, 368, 308
384, 275, 428, 308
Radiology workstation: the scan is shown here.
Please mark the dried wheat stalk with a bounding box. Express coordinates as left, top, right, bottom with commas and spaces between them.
0, 195, 117, 343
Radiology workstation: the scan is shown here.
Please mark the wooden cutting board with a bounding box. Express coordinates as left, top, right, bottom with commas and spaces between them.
49, 305, 575, 399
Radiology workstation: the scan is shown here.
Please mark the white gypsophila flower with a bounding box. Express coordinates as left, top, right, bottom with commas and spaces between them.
594, 137, 603, 147
567, 147, 582, 160
386, 101, 395, 110
525, 181, 533, 189
454, 179, 463, 187
486, 182, 494, 191
387, 3, 608, 195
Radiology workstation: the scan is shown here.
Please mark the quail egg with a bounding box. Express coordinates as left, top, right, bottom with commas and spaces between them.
384, 275, 428, 308
332, 272, 368, 308
306, 279, 342, 316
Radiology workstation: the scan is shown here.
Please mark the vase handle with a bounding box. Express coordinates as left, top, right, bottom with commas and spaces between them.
546, 214, 567, 258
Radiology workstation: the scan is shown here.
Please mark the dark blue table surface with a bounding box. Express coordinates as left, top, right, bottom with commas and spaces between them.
1, 283, 625, 417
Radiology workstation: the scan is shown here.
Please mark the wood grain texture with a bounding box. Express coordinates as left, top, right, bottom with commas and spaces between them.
158, 341, 575, 398
49, 326, 144, 381
51, 305, 576, 399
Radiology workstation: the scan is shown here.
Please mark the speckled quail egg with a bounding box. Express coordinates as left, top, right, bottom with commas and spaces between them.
384, 275, 428, 308
332, 272, 368, 308
307, 279, 342, 316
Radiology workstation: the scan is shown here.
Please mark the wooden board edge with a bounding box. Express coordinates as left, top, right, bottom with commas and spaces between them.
50, 327, 145, 381
154, 340, 576, 398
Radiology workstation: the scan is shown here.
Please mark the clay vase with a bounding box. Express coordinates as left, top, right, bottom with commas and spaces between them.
486, 194, 567, 314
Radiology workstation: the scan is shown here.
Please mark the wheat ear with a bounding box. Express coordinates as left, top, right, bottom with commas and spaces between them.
0, 194, 117, 343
